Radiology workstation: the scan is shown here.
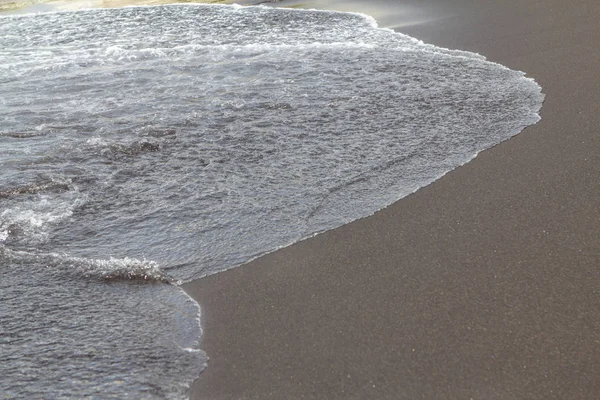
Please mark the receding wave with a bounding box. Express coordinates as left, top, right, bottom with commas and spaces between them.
0, 4, 543, 398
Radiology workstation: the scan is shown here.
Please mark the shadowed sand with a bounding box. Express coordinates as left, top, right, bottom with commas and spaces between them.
180, 0, 600, 399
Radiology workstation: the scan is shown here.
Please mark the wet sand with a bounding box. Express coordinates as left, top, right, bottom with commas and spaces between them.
180, 0, 600, 399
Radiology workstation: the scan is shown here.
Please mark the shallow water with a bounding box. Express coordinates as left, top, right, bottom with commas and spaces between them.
0, 4, 543, 398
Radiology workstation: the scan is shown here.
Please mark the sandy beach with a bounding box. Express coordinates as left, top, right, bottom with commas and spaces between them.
183, 0, 599, 399
0, 0, 596, 398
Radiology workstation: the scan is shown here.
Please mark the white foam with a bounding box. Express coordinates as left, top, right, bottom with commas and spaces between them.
59, 254, 178, 283
0, 194, 84, 243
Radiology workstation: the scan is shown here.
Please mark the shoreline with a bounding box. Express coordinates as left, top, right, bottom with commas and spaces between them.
184, 0, 599, 399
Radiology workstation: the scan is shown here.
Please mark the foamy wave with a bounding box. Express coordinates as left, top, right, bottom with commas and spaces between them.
0, 247, 176, 283
64, 255, 176, 284
3, 41, 380, 78
0, 191, 85, 244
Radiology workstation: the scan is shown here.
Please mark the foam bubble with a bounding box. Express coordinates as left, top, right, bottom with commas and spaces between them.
63, 254, 178, 283
0, 189, 85, 245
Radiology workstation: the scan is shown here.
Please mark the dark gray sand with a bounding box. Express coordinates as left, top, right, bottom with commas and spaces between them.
185, 0, 600, 398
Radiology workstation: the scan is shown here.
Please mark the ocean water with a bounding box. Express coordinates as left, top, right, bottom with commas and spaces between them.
0, 4, 543, 398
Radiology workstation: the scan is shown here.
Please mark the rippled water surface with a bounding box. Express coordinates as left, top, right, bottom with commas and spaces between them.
0, 4, 543, 398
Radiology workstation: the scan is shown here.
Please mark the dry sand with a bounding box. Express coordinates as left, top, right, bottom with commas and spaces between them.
184, 0, 600, 398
